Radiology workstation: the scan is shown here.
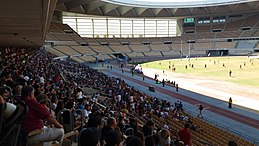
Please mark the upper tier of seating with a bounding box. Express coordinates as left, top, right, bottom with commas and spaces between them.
184, 14, 259, 35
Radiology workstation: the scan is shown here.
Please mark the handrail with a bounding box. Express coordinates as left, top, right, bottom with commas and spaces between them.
184, 108, 259, 145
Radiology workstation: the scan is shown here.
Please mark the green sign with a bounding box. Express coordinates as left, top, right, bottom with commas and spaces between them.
184, 18, 194, 23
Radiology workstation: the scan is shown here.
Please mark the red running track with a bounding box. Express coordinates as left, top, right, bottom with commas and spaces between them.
107, 70, 259, 129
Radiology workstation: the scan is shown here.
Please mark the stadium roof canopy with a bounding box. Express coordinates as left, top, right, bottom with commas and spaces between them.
57, 0, 259, 18
101, 0, 255, 8
0, 0, 57, 48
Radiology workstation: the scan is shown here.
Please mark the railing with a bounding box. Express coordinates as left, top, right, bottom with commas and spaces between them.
185, 108, 259, 145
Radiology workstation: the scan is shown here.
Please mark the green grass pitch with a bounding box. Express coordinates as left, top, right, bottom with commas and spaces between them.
142, 56, 259, 88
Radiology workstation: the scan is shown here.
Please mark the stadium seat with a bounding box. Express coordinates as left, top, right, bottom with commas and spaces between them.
0, 100, 28, 146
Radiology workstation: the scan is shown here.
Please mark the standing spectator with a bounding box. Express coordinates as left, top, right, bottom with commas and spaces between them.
157, 128, 171, 146
104, 129, 122, 146
197, 104, 204, 119
175, 84, 179, 92
145, 135, 155, 146
79, 127, 100, 146
228, 97, 232, 109
229, 70, 232, 76
162, 79, 165, 87
142, 120, 155, 137
178, 123, 192, 146
126, 136, 144, 146
100, 117, 118, 145
21, 86, 64, 145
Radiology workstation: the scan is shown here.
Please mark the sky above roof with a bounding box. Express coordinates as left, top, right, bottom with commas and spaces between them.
102, 0, 252, 8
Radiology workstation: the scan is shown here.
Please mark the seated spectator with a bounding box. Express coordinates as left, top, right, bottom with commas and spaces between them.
126, 136, 144, 146
104, 129, 122, 146
87, 116, 102, 129
36, 94, 54, 116
178, 123, 192, 146
21, 86, 64, 145
145, 135, 155, 146
142, 120, 155, 136
135, 131, 144, 142
51, 95, 58, 111
79, 127, 100, 146
55, 100, 65, 116
13, 85, 23, 96
83, 103, 92, 118
129, 117, 139, 134
228, 140, 238, 146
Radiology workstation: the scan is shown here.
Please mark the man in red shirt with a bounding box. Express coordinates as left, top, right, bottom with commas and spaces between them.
178, 123, 192, 146
21, 86, 64, 145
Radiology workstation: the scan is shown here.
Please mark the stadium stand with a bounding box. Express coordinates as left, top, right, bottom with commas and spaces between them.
144, 51, 163, 58
253, 30, 259, 37
105, 38, 121, 45
150, 44, 171, 51
125, 52, 145, 58
224, 19, 244, 31
193, 42, 213, 50
162, 51, 179, 57
1, 48, 258, 146
241, 14, 259, 28
215, 41, 236, 49
196, 32, 215, 40
47, 47, 66, 57
196, 25, 211, 33
212, 23, 225, 32
149, 37, 163, 44
54, 46, 80, 56
70, 46, 96, 55
128, 38, 142, 45
240, 30, 256, 37
236, 40, 258, 49
83, 38, 100, 46
215, 31, 243, 38
69, 56, 85, 63
77, 55, 96, 62
129, 44, 151, 52
89, 45, 114, 54
109, 45, 132, 53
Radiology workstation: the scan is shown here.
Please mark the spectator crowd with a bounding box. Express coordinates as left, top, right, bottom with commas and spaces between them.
0, 48, 238, 146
